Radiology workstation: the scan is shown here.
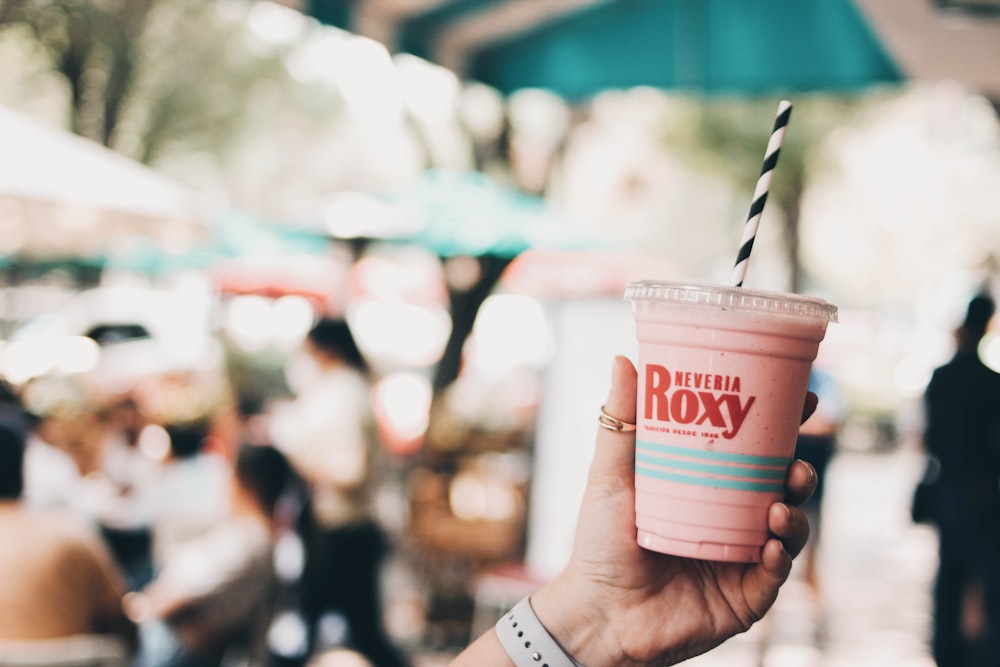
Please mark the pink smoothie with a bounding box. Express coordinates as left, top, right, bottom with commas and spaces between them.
625, 281, 837, 562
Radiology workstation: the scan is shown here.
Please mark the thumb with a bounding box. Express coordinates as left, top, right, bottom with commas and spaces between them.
589, 355, 638, 481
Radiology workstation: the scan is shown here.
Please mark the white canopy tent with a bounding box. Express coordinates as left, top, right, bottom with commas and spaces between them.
0, 105, 205, 260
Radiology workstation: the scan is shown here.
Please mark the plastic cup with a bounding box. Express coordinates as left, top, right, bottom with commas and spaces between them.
624, 281, 838, 562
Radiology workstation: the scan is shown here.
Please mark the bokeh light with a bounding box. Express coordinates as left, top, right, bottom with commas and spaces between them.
466, 294, 553, 374
223, 294, 316, 353
347, 299, 451, 369
372, 371, 433, 455
448, 470, 520, 522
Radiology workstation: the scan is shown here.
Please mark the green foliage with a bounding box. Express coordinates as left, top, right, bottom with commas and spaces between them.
661, 94, 859, 204
1, 0, 158, 141
655, 92, 892, 289
0, 19, 63, 109
0, 0, 314, 167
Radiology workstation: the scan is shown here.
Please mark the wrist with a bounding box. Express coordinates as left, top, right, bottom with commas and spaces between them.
530, 572, 619, 667
496, 596, 580, 667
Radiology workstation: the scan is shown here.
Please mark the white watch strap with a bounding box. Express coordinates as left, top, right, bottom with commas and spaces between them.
495, 596, 582, 667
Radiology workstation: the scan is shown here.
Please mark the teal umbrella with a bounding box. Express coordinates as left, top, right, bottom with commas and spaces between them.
99, 210, 332, 275
370, 169, 601, 257
308, 0, 902, 100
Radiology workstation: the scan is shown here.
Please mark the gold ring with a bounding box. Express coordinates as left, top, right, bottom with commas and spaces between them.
598, 405, 636, 433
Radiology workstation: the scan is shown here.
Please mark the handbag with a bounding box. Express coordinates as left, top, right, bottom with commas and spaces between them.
910, 455, 941, 525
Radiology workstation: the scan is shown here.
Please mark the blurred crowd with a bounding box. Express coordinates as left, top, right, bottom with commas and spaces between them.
0, 316, 414, 667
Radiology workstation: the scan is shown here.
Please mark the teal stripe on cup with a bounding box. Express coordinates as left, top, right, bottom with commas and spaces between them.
636, 464, 786, 492
635, 439, 790, 492
634, 452, 787, 481
637, 439, 791, 467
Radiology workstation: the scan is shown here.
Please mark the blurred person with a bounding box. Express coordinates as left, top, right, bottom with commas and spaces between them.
99, 395, 152, 492
17, 373, 91, 510
923, 292, 1000, 667
793, 368, 845, 600
28, 382, 114, 478
96, 394, 160, 591
20, 425, 82, 509
451, 356, 817, 667
271, 318, 411, 667
130, 444, 309, 667
147, 416, 232, 572
0, 387, 137, 652
0, 381, 80, 508
236, 393, 274, 448
754, 366, 844, 656
0, 380, 25, 416
15, 378, 159, 590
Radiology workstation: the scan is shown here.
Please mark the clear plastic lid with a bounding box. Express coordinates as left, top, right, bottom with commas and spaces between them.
624, 280, 838, 323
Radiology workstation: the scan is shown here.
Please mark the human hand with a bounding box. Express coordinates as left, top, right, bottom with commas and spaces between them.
531, 355, 818, 667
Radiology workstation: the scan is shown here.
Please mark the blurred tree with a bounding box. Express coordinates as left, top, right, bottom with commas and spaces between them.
404, 95, 568, 394
0, 0, 155, 143
0, 0, 296, 166
660, 94, 880, 292
432, 254, 510, 394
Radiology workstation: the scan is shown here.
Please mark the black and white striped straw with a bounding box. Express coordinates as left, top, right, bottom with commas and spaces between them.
731, 100, 793, 287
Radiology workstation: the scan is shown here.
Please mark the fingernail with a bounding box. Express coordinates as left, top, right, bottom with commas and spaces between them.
796, 458, 817, 483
